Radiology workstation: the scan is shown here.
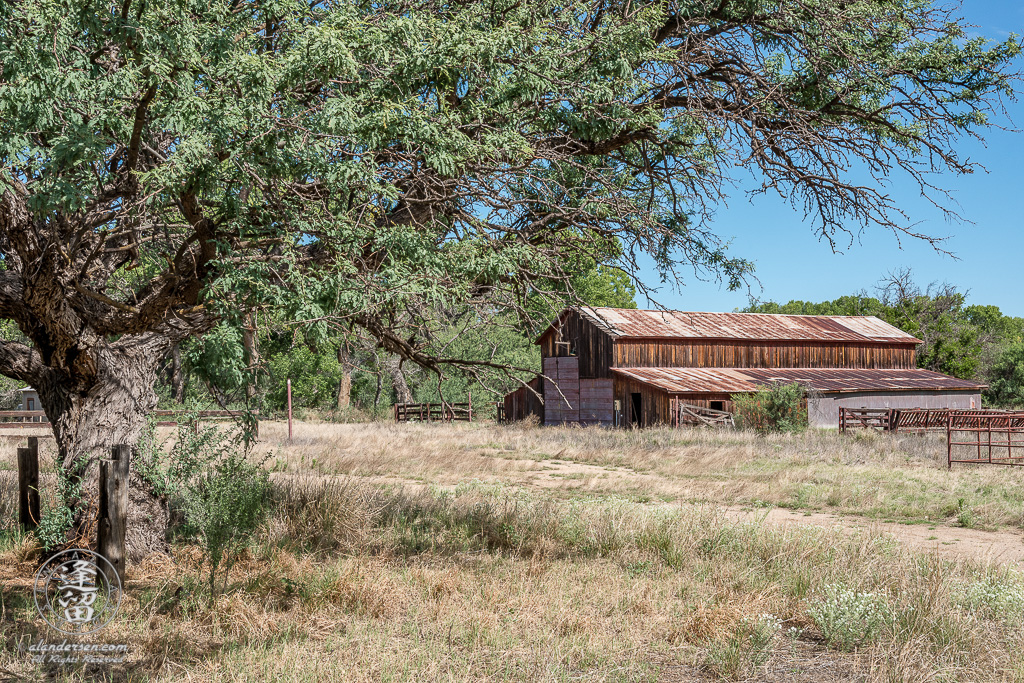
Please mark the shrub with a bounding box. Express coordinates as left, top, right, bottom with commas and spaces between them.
807, 584, 894, 651
705, 613, 781, 679
956, 573, 1024, 625
136, 418, 270, 598
731, 382, 808, 434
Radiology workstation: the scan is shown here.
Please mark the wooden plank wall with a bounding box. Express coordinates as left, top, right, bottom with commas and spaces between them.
615, 377, 673, 427
539, 310, 614, 378
613, 340, 916, 370
502, 377, 544, 422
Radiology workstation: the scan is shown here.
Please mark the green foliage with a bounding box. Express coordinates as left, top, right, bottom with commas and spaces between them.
732, 383, 807, 434
136, 419, 270, 598
34, 451, 89, 551
181, 452, 271, 599
705, 614, 781, 680
266, 344, 344, 410
1, 0, 1015, 413
808, 584, 894, 651
986, 343, 1024, 408
574, 265, 637, 310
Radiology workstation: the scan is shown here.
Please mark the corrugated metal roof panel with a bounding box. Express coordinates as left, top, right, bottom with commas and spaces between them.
611, 367, 985, 394
574, 307, 921, 343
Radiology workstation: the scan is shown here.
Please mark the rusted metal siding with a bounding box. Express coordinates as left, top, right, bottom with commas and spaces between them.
810, 391, 982, 428
612, 340, 917, 370
541, 356, 614, 425
575, 307, 921, 343
539, 309, 614, 378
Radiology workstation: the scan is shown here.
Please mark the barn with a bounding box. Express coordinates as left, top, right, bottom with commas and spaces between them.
502, 307, 985, 428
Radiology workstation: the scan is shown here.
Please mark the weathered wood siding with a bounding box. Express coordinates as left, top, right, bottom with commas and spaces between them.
543, 357, 580, 424
503, 377, 544, 423
579, 379, 614, 426
612, 340, 916, 370
539, 310, 614, 378
615, 377, 673, 427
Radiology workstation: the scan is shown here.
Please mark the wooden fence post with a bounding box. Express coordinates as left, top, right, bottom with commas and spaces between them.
97, 444, 130, 587
17, 436, 39, 532
468, 392, 472, 423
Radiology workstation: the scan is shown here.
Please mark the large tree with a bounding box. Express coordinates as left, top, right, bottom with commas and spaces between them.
0, 0, 1017, 558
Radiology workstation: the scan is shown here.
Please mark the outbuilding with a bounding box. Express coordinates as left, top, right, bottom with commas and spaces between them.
503, 307, 984, 428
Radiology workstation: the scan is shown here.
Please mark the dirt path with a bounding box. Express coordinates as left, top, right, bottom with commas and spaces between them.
719, 505, 1024, 566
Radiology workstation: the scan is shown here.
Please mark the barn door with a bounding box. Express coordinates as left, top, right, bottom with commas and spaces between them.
630, 392, 643, 428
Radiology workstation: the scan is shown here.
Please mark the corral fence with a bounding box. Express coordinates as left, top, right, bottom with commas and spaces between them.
839, 407, 1000, 434
0, 409, 258, 435
394, 394, 474, 423
670, 398, 735, 428
947, 410, 1024, 469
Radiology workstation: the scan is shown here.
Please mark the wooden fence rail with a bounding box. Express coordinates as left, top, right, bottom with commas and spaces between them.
395, 395, 474, 423
841, 407, 1023, 435
839, 407, 892, 432
0, 409, 257, 432
670, 398, 735, 428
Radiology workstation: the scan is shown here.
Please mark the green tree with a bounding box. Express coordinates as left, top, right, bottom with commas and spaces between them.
0, 0, 1016, 555
987, 344, 1024, 408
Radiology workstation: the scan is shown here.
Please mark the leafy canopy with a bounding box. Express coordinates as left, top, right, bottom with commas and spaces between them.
0, 0, 1017, 393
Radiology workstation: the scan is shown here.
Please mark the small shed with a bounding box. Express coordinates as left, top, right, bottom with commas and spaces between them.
17, 386, 40, 412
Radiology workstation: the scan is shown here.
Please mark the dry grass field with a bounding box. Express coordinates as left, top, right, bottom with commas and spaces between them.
3, 420, 1024, 682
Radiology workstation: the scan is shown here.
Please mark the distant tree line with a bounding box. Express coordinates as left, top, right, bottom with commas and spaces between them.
134, 265, 640, 418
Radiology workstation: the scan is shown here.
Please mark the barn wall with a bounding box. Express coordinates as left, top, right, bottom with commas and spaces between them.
614, 377, 674, 427
503, 377, 544, 423
612, 340, 917, 370
809, 390, 982, 428
543, 356, 579, 424
579, 379, 614, 426
539, 310, 614, 378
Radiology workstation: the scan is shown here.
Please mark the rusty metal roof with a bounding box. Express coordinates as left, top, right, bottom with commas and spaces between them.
565, 307, 922, 344
611, 367, 985, 394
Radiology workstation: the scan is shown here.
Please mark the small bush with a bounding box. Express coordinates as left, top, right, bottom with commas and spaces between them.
807, 584, 894, 651
731, 382, 808, 434
956, 574, 1024, 625
705, 613, 781, 679
136, 418, 270, 598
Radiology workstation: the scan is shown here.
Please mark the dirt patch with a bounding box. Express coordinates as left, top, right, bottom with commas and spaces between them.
720, 505, 1024, 566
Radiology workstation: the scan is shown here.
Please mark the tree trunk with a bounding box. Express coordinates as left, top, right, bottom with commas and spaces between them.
336, 344, 351, 410
170, 344, 185, 403
386, 355, 413, 405
36, 337, 170, 562
241, 311, 259, 401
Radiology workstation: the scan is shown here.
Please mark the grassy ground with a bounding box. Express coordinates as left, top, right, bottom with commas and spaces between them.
257, 421, 1024, 529
2, 421, 1024, 681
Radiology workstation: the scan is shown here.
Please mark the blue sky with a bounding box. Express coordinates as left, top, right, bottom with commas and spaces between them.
639, 3, 1024, 316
